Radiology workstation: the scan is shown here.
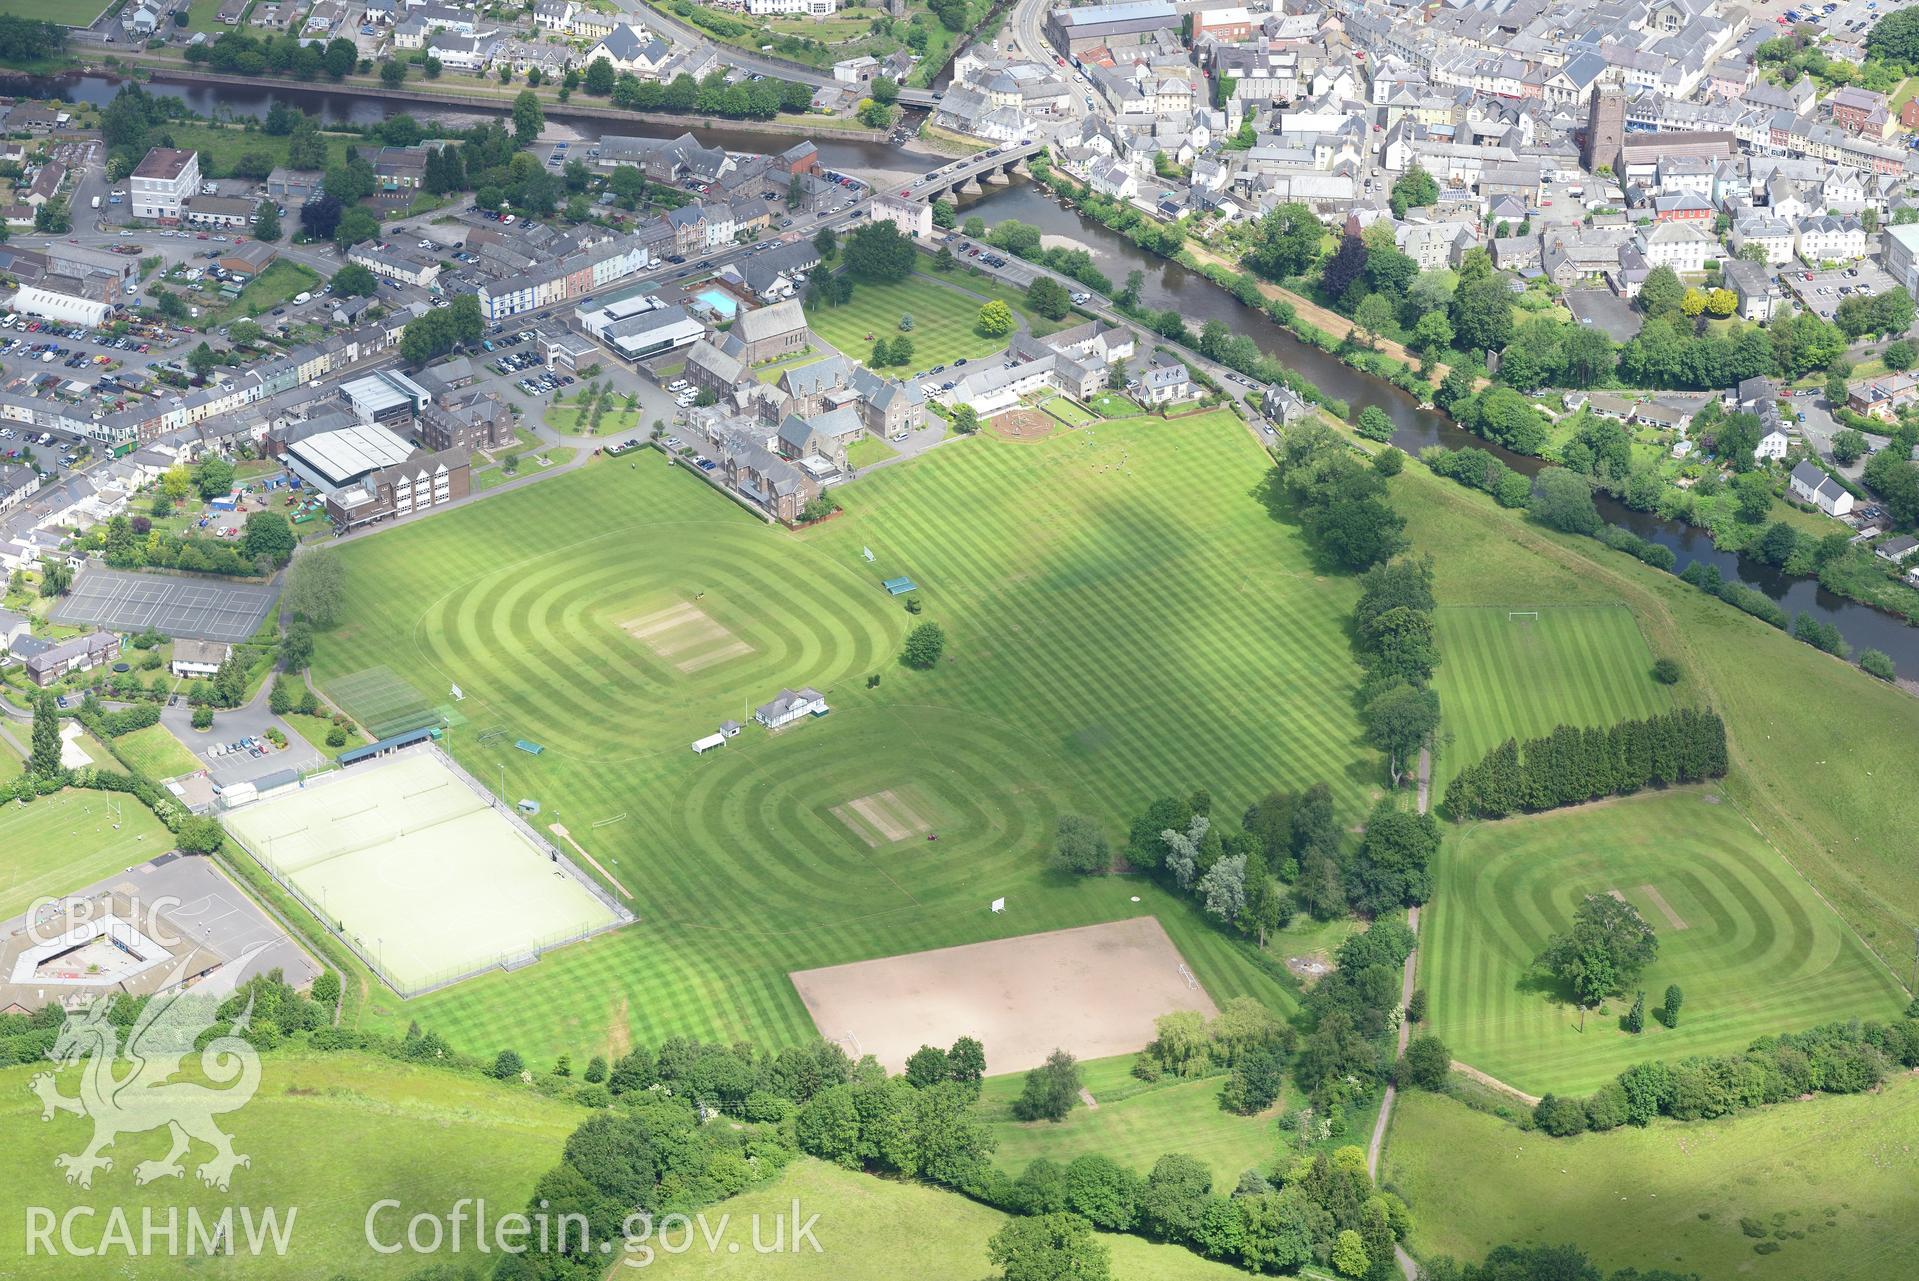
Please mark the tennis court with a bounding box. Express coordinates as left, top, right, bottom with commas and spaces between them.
52, 567, 279, 643
222, 750, 625, 994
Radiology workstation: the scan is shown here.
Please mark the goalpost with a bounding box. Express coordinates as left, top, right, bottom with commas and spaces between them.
1507, 611, 1541, 622
1178, 963, 1198, 990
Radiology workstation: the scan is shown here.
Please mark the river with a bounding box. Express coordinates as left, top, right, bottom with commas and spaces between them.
25, 73, 1919, 675
954, 184, 1919, 679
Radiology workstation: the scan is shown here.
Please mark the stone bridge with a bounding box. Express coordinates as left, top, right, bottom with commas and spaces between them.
905, 140, 1045, 203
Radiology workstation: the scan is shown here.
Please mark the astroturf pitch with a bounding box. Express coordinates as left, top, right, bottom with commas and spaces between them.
1422, 787, 1910, 1097
311, 414, 1369, 1062
1431, 604, 1675, 790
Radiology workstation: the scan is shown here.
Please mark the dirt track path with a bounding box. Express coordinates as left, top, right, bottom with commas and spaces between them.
1181, 243, 1452, 382
1370, 752, 1432, 1281
1449, 1060, 1542, 1107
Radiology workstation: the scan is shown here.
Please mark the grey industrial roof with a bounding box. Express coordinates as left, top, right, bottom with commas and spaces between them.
288, 422, 417, 486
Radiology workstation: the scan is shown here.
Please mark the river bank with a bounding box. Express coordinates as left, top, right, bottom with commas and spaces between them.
9, 64, 1915, 673
948, 180, 1919, 678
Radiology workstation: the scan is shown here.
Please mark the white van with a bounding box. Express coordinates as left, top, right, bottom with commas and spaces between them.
293, 291, 312, 305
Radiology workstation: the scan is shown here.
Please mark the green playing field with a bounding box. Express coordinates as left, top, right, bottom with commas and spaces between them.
310, 414, 1368, 1064
801, 272, 1058, 371
0, 0, 112, 25
1432, 604, 1675, 791
1422, 787, 1910, 1096
0, 788, 174, 920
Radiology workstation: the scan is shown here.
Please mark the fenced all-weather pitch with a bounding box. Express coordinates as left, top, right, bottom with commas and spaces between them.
222, 749, 627, 996
51, 567, 279, 642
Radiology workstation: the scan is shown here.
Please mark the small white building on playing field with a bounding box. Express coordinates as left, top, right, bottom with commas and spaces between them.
754, 687, 827, 730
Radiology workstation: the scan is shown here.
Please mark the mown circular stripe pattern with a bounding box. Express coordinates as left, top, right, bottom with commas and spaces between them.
315, 418, 1356, 1063
1423, 788, 1910, 1097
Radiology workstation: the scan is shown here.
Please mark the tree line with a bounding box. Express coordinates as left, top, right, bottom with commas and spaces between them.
1444, 709, 1728, 819
1424, 1242, 1695, 1281
1267, 423, 1407, 573
1354, 555, 1443, 799
0, 14, 62, 61
1417, 440, 1891, 674
1064, 560, 1446, 934
1529, 1015, 1919, 1138
10, 692, 218, 853
1131, 999, 1296, 1115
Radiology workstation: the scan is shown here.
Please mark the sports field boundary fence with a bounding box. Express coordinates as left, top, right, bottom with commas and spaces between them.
223, 744, 633, 999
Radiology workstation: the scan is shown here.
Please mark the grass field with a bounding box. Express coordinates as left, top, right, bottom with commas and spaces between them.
1386, 1083, 1919, 1280
1089, 391, 1147, 419
213, 260, 322, 325
113, 722, 203, 780
0, 788, 174, 919
979, 1055, 1280, 1188
1422, 787, 1909, 1096
0, 0, 109, 23
1039, 395, 1098, 427
160, 123, 362, 181
845, 436, 897, 468
633, 1156, 1248, 1281
1431, 605, 1674, 789
310, 413, 1363, 1064
0, 1052, 578, 1279
281, 710, 366, 759
805, 272, 1058, 371
1383, 453, 1919, 986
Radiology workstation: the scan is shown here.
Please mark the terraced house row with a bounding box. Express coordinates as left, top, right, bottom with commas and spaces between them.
474, 229, 658, 321
0, 316, 412, 449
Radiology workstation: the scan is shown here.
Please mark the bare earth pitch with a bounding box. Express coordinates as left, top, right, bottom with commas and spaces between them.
789, 917, 1218, 1074
986, 408, 1057, 442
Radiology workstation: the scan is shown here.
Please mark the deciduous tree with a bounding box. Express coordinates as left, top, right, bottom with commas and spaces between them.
1537, 893, 1659, 1007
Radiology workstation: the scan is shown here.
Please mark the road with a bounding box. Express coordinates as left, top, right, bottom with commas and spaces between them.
1004, 0, 1056, 75
935, 230, 1269, 417
607, 0, 940, 106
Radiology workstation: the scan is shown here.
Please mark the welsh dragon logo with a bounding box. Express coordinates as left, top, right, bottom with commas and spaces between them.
31, 964, 263, 1192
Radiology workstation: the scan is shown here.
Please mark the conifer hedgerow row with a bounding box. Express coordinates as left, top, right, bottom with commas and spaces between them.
1444, 708, 1727, 818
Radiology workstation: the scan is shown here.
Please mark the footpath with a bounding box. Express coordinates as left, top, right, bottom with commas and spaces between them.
1368, 747, 1431, 1281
